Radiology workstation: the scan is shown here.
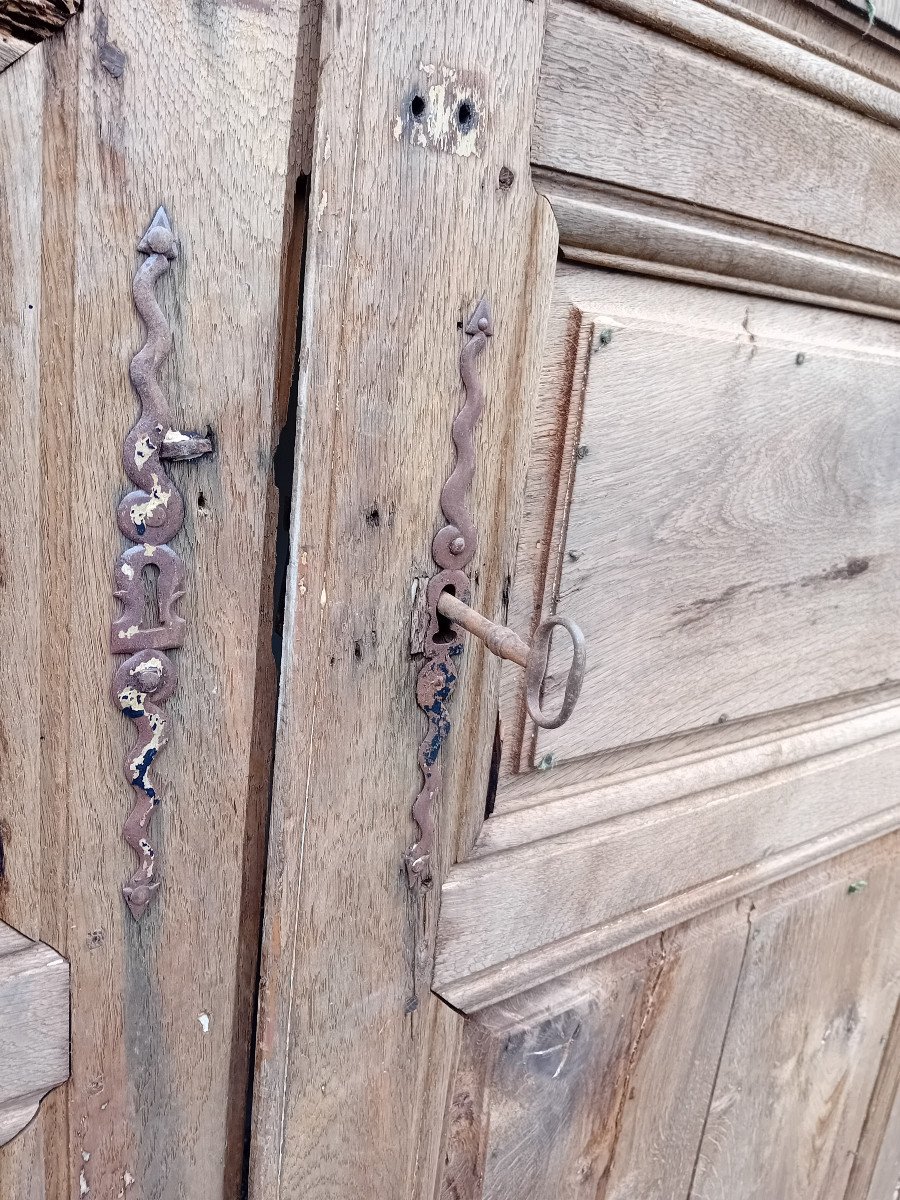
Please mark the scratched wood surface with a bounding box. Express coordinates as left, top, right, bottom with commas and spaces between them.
0, 922, 69, 1150
523, 266, 900, 763
248, 1, 558, 1195
438, 835, 900, 1200
0, 0, 316, 1195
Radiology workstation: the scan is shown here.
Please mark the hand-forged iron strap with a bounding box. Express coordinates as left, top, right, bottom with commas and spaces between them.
111, 207, 212, 921
405, 298, 493, 888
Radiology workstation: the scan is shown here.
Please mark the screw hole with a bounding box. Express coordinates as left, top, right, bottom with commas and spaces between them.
197, 490, 207, 510
410, 94, 426, 119
457, 101, 473, 130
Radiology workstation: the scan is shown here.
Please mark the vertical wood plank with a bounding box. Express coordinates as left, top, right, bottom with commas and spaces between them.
0, 1, 313, 1195
441, 905, 748, 1200
691, 842, 900, 1200
250, 1, 557, 1195
844, 1000, 900, 1200
62, 0, 313, 1191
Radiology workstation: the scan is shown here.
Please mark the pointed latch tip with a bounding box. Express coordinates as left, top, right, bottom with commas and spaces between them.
137, 206, 177, 260
465, 296, 493, 338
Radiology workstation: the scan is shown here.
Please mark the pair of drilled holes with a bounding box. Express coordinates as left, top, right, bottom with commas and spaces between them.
410, 93, 475, 132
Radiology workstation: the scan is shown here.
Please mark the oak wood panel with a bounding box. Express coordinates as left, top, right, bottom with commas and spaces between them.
743, 0, 900, 70
439, 836, 900, 1200
539, 170, 900, 321
535, 0, 900, 258
435, 727, 900, 1010
441, 904, 747, 1200
582, 0, 900, 127
0, 27, 79, 1198
248, 1, 558, 1195
691, 841, 900, 1200
0, 0, 316, 1195
0, 43, 43, 943
0, 0, 79, 74
535, 267, 900, 763
845, 999, 900, 1200
0, 923, 69, 1150
483, 702, 900, 856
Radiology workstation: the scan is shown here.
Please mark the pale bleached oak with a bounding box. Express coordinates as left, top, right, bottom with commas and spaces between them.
249, 1, 557, 1196
691, 839, 900, 1200
438, 836, 900, 1199
1, 0, 317, 1195
531, 267, 900, 763
0, 922, 69, 1150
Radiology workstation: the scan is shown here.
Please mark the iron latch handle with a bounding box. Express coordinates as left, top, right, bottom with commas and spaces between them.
436, 591, 586, 729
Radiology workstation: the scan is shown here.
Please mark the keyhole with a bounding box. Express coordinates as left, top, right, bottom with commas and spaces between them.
434, 586, 457, 645
143, 564, 161, 628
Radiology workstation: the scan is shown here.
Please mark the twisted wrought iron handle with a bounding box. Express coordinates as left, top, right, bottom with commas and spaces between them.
435, 592, 586, 729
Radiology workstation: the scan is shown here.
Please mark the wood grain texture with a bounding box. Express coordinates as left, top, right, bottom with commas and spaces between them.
1, 0, 315, 1193
539, 169, 900, 321
435, 724, 900, 1010
0, 0, 79, 74
535, 0, 900, 258
0, 921, 69, 1150
249, 1, 557, 1195
438, 836, 900, 1200
844, 998, 900, 1200
582, 0, 900, 127
440, 904, 747, 1200
690, 839, 900, 1200
742, 0, 900, 71
533, 267, 900, 763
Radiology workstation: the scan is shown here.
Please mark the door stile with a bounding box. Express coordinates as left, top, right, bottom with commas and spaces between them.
248, 1, 559, 1195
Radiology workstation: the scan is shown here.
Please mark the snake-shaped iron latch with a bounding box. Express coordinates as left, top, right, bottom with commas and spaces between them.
111, 208, 213, 920
405, 299, 586, 889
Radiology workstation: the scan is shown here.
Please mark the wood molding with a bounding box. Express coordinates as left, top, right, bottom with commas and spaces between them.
434, 713, 900, 1010
582, 0, 900, 125
0, 0, 80, 74
537, 168, 900, 320
0, 921, 69, 1147
535, 1, 900, 259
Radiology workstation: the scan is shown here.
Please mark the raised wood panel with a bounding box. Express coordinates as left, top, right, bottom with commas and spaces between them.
439, 837, 900, 1200
0, 921, 69, 1149
535, 0, 900, 258
533, 266, 900, 764
691, 845, 900, 1199
580, 0, 900, 127
435, 725, 900, 1010
441, 904, 747, 1200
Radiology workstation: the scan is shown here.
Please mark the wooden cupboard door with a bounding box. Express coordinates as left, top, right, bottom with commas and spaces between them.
249, 1, 900, 1198
0, 0, 316, 1194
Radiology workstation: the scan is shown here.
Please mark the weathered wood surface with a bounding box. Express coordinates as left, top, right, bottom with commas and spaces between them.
691, 840, 900, 1199
535, 0, 900, 257
0, 922, 69, 1150
0, 0, 316, 1193
249, 0, 557, 1195
435, 719, 900, 1011
0, 0, 79, 74
539, 169, 900, 321
441, 904, 746, 1199
533, 267, 900, 762
439, 836, 900, 1199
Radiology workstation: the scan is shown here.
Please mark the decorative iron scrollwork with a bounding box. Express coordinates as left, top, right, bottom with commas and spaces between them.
111, 208, 212, 920
405, 299, 493, 888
